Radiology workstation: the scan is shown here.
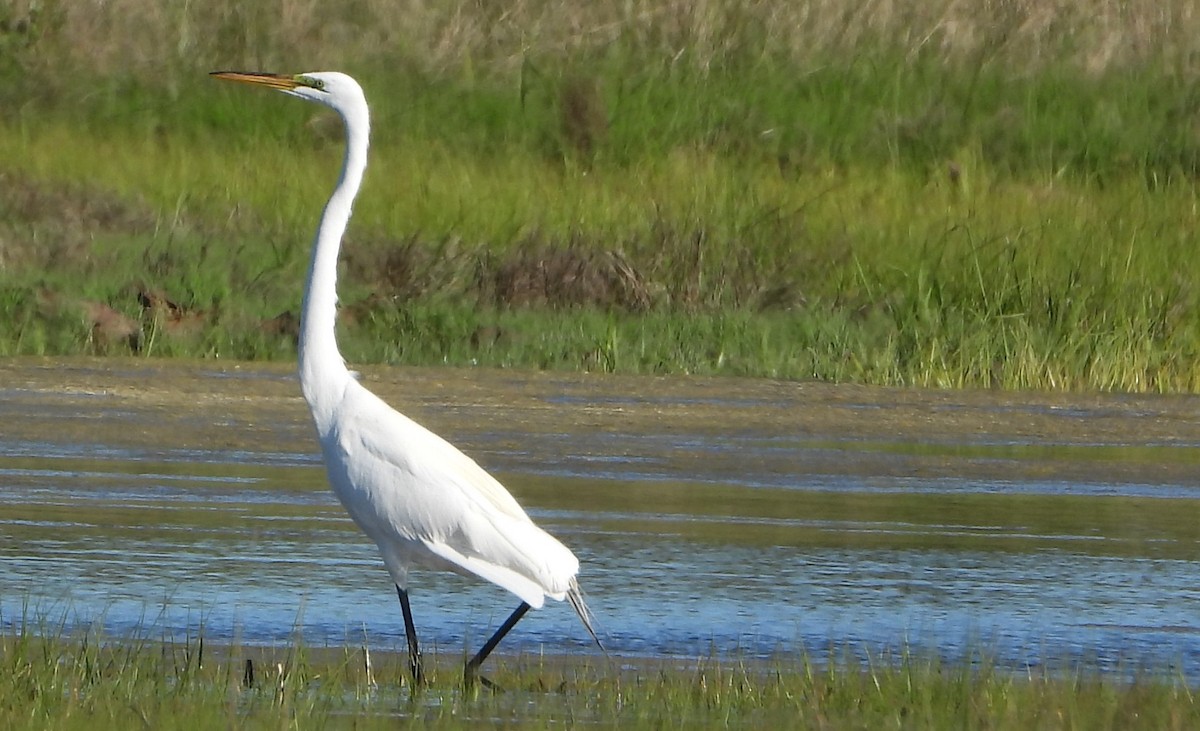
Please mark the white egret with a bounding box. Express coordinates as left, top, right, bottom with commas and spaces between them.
210, 71, 599, 686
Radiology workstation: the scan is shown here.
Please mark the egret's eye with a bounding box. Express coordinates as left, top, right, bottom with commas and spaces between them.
297, 75, 325, 90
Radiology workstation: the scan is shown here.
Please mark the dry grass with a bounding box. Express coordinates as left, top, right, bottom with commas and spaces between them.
8, 0, 1200, 86
487, 241, 652, 310
341, 233, 653, 311
4, 0, 1200, 389
0, 171, 155, 272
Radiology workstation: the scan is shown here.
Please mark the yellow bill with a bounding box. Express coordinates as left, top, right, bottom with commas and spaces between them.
209, 71, 302, 90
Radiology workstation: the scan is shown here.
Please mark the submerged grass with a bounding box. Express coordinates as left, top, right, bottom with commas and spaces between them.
2, 1, 1200, 391
2, 623, 1195, 730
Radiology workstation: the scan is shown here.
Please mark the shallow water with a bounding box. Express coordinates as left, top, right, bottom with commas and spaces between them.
1, 358, 1198, 679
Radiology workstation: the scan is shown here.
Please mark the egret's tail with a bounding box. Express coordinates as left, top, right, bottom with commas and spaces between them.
567, 578, 605, 653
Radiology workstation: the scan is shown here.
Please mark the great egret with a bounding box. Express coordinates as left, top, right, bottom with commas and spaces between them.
210, 71, 599, 686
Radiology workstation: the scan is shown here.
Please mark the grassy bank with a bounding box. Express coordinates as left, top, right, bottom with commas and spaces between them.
2, 626, 1195, 730
1, 1, 1199, 391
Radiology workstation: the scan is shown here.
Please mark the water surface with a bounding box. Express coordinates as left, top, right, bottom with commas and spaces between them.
1, 358, 1198, 679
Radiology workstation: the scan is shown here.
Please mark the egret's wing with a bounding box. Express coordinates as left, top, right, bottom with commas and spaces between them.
409, 428, 532, 524
421, 540, 548, 608
338, 383, 578, 599
351, 387, 531, 522
409, 465, 580, 601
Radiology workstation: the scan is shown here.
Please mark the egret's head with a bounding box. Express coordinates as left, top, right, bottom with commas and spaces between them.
210, 71, 365, 115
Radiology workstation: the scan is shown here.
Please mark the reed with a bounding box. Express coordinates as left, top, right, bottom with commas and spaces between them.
2, 0, 1198, 391
1, 621, 1195, 730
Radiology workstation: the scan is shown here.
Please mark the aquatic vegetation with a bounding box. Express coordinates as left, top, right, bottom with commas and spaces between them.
0, 621, 1195, 730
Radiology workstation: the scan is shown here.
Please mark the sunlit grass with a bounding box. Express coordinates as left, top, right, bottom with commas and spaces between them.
2, 2, 1199, 391
3, 117, 1198, 390
1, 620, 1195, 730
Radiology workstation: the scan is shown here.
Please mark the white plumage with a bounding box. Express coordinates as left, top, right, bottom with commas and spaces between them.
315, 376, 581, 607
212, 70, 597, 684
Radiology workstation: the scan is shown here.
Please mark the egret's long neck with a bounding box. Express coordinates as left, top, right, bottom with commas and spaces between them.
298, 100, 370, 418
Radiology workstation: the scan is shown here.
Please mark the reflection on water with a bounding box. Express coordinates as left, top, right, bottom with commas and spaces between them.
0, 359, 1198, 681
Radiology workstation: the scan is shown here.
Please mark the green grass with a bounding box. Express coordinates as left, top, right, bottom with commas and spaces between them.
2, 1, 1199, 391
2, 623, 1195, 730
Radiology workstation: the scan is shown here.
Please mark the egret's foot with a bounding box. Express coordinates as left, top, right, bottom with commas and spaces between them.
408, 652, 424, 687
463, 665, 502, 692
460, 601, 530, 691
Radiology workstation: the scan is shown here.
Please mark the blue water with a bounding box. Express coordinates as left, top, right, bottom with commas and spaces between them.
1, 364, 1198, 683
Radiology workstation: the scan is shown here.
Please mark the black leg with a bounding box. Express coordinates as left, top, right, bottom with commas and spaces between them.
464, 602, 530, 687
396, 586, 423, 685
